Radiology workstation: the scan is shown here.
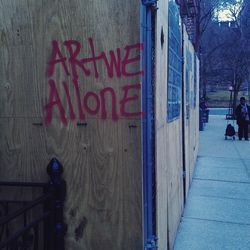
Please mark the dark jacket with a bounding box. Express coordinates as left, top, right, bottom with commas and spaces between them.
235, 103, 250, 125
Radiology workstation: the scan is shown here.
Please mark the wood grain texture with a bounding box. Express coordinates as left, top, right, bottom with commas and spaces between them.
155, 9, 200, 249
0, 0, 142, 249
183, 27, 199, 197
155, 2, 170, 249
0, 0, 142, 118
155, 1, 184, 249
183, 27, 191, 197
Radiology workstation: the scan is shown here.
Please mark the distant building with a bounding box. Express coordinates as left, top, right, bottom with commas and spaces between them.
218, 20, 237, 28
176, 0, 200, 51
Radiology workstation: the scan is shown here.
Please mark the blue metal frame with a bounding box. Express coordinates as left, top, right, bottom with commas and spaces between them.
141, 1, 157, 249
141, 0, 157, 7
167, 0, 182, 122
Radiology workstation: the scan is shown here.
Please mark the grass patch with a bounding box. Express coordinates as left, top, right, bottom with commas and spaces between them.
207, 90, 249, 107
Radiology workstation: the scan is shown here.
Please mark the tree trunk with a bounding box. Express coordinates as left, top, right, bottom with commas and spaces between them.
233, 90, 238, 117
201, 56, 207, 98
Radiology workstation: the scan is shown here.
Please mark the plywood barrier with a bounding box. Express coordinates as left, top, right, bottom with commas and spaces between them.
155, 1, 170, 249
0, 1, 142, 249
156, 1, 183, 249
0, 1, 200, 249
155, 3, 200, 249
183, 25, 200, 197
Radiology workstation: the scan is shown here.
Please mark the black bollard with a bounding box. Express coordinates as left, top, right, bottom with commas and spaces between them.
199, 108, 204, 131
47, 158, 67, 250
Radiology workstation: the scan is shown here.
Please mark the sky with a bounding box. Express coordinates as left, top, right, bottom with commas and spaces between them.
215, 1, 242, 22
217, 9, 234, 21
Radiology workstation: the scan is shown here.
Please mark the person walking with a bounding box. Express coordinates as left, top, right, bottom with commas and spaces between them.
235, 97, 250, 140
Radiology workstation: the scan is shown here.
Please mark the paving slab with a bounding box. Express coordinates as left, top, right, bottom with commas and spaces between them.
174, 218, 250, 250
190, 179, 250, 201
183, 195, 250, 225
196, 156, 247, 169
194, 165, 250, 183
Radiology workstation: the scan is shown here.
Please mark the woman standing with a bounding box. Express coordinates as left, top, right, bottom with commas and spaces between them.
235, 97, 250, 141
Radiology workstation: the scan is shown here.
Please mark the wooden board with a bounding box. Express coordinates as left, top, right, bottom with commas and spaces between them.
183, 26, 191, 196
189, 55, 200, 179
155, 12, 200, 249
155, 1, 184, 248
183, 26, 200, 196
155, 2, 169, 249
0, 1, 142, 249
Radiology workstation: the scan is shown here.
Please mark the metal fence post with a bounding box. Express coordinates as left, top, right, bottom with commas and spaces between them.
47, 158, 67, 250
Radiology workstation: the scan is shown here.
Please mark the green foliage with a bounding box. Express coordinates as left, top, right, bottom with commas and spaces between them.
207, 90, 248, 107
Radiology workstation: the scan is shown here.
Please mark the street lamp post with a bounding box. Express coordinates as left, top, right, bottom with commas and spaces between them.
226, 85, 234, 120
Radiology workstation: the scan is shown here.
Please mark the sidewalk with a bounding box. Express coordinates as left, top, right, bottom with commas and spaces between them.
174, 115, 250, 250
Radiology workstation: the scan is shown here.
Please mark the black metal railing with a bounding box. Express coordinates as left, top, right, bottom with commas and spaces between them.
0, 158, 67, 250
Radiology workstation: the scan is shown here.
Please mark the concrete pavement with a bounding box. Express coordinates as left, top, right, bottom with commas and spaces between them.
174, 115, 250, 250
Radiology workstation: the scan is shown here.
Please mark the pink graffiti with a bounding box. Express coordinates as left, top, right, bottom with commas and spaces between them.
44, 38, 144, 125
44, 80, 143, 125
47, 38, 144, 80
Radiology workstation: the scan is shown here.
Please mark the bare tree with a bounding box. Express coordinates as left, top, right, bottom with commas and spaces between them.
216, 0, 250, 111
199, 0, 225, 97
199, 0, 250, 111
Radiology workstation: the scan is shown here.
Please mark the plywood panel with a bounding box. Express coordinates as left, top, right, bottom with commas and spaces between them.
183, 26, 191, 196
155, 1, 184, 249
0, 0, 143, 119
63, 119, 142, 250
155, 1, 169, 249
191, 55, 200, 176
183, 26, 200, 197
0, 1, 142, 249
0, 118, 142, 248
155, 7, 199, 250
166, 121, 184, 249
